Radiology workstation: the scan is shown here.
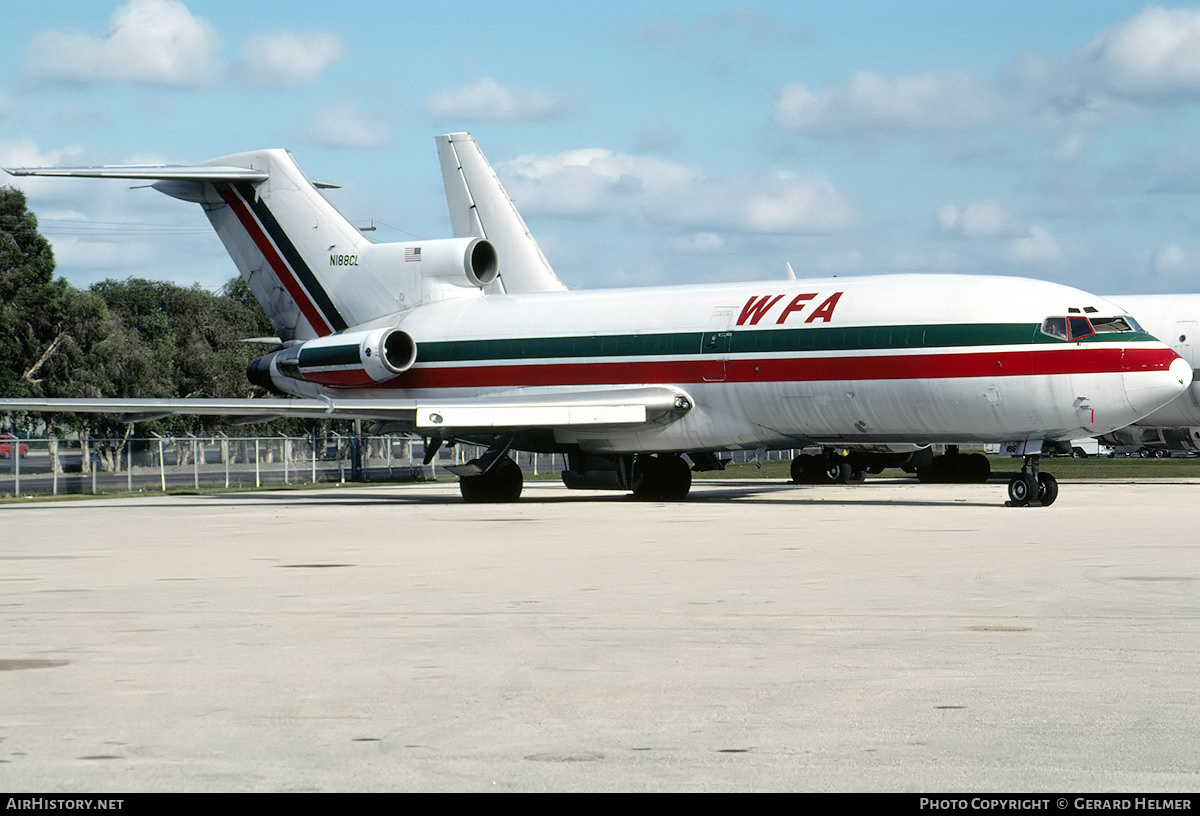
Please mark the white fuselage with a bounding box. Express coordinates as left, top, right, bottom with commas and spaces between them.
273, 273, 1191, 454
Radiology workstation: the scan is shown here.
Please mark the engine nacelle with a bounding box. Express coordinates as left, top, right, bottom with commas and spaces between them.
248, 327, 417, 391
402, 237, 498, 288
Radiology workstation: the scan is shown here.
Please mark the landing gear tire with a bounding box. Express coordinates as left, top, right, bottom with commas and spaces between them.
790, 453, 854, 484
789, 455, 811, 484
1007, 474, 1038, 506
632, 454, 692, 501
1037, 472, 1058, 507
459, 457, 524, 503
965, 453, 991, 483
918, 452, 990, 483
823, 461, 852, 484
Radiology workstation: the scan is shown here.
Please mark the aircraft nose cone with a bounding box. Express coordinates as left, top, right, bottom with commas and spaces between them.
1124, 354, 1193, 421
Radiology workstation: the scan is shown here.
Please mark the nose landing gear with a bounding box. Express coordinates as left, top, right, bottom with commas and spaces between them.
1006, 456, 1058, 507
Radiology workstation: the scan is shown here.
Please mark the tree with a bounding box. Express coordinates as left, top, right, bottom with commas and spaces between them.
2, 184, 348, 454
0, 185, 67, 401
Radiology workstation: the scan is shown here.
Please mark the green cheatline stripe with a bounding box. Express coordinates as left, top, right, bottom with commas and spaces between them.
407, 323, 1157, 364
236, 182, 349, 334
298, 343, 360, 367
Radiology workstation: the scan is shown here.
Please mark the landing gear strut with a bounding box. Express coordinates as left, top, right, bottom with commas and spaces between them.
1006, 455, 1058, 507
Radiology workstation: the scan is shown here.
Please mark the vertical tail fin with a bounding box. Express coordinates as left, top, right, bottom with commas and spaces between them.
6, 147, 499, 341
162, 150, 398, 340
437, 132, 567, 294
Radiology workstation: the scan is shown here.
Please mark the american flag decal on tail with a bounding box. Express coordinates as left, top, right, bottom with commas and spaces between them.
405, 247, 422, 262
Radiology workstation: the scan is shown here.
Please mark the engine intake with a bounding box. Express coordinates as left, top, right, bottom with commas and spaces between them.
401, 236, 498, 288
249, 327, 417, 390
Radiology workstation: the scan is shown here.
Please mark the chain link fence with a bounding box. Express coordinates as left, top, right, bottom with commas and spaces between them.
0, 433, 807, 499
0, 434, 575, 498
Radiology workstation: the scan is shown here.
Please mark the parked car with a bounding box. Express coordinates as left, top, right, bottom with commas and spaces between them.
0, 434, 29, 459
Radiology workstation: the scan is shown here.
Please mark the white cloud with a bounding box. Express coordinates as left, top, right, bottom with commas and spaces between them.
1077, 6, 1200, 98
1007, 226, 1063, 265
935, 200, 1062, 266
667, 232, 727, 254
499, 148, 858, 236
23, 0, 220, 87
936, 200, 1026, 239
1, 139, 231, 289
425, 77, 569, 121
1147, 242, 1200, 284
0, 138, 85, 169
774, 69, 997, 134
308, 102, 390, 148
238, 32, 343, 88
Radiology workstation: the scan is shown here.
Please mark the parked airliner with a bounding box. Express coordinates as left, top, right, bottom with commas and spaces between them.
1, 134, 1190, 505
1099, 294, 1200, 455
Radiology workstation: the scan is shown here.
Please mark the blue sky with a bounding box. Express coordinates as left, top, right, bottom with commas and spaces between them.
5, 1, 1200, 297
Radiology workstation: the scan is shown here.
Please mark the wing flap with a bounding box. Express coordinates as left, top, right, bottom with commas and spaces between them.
0, 386, 693, 431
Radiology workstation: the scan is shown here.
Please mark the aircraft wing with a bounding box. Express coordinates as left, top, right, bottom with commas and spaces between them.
0, 386, 692, 431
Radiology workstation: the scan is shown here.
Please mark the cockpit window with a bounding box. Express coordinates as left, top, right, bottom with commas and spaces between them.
1090, 316, 1135, 333
1068, 316, 1095, 341
1042, 315, 1142, 341
1041, 317, 1068, 340
1041, 316, 1095, 341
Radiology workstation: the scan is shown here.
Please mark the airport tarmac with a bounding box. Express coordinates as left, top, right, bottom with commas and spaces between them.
1, 477, 1198, 792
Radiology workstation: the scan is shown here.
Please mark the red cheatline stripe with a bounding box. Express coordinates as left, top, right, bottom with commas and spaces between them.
214, 183, 334, 337
316, 345, 1177, 391
301, 369, 377, 387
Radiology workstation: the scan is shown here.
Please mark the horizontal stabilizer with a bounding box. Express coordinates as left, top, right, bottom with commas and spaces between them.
3, 165, 269, 183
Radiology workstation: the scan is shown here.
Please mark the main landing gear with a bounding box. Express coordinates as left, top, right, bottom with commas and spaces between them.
915, 448, 991, 483
452, 436, 524, 503
631, 453, 692, 501
459, 456, 524, 503
789, 451, 866, 485
1005, 455, 1058, 507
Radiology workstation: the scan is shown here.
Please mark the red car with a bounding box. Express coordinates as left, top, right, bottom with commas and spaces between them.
0, 434, 29, 459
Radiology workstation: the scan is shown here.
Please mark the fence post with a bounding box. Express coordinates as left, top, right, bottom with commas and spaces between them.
190, 434, 199, 490
281, 433, 289, 485
254, 438, 260, 488
13, 439, 19, 496
157, 435, 165, 492
91, 443, 97, 495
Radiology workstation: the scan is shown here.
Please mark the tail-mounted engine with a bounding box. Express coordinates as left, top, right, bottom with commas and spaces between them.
399, 237, 498, 288
248, 327, 417, 391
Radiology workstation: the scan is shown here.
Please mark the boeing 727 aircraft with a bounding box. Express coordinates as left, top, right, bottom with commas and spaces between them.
1, 134, 1191, 505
